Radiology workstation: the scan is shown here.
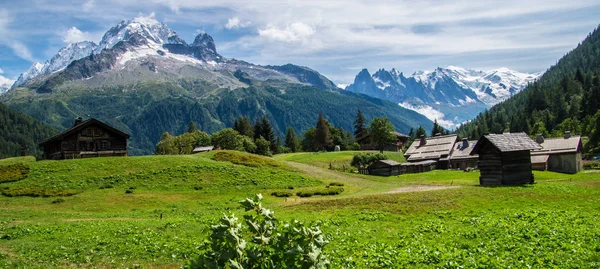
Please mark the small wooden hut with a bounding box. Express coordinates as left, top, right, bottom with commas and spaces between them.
530, 132, 583, 174
471, 133, 541, 185
39, 118, 129, 160
404, 134, 459, 169
368, 160, 402, 176
449, 139, 479, 170
400, 160, 437, 174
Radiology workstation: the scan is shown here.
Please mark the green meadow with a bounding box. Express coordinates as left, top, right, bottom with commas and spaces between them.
0, 151, 599, 268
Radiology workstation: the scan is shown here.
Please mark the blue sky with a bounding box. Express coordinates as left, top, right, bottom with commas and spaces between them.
0, 0, 599, 86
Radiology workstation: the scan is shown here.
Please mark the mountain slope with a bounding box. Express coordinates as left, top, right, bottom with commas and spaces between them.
456, 26, 600, 155
345, 66, 540, 128
1, 15, 432, 155
0, 103, 58, 159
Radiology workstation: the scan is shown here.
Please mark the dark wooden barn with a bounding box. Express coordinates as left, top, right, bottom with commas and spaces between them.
471, 133, 541, 185
39, 118, 130, 160
357, 131, 410, 151
401, 160, 437, 174
368, 160, 402, 176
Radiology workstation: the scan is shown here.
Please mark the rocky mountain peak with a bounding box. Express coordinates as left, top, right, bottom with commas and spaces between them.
192, 33, 217, 53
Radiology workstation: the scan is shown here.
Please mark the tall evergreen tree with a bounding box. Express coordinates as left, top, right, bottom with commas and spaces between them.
353, 109, 368, 139
234, 116, 254, 138
261, 116, 277, 152
314, 113, 331, 151
415, 125, 427, 138
187, 121, 198, 133
253, 120, 263, 141
285, 127, 300, 152
431, 119, 441, 136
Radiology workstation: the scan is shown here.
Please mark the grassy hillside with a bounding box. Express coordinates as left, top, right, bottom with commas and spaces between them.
2, 81, 433, 155
0, 152, 599, 268
275, 150, 406, 170
0, 104, 57, 159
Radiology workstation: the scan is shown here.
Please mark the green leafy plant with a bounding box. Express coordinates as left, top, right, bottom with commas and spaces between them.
186, 194, 329, 268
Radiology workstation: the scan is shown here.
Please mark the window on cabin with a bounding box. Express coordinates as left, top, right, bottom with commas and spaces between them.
79, 141, 86, 151
100, 141, 109, 150
87, 128, 93, 136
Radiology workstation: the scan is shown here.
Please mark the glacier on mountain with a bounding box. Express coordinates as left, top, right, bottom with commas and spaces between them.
346, 66, 542, 129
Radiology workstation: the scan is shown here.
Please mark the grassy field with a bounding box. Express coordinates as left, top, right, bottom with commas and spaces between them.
275, 150, 407, 170
1, 151, 599, 268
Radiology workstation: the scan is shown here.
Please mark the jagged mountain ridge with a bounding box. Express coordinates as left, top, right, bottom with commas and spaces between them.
1, 15, 433, 155
345, 66, 541, 128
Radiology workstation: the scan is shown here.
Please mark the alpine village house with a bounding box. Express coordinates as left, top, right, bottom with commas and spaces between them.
39, 118, 130, 160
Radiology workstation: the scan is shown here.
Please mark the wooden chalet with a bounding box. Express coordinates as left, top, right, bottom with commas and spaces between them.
530, 132, 583, 174
401, 160, 437, 174
39, 118, 129, 160
368, 160, 402, 176
357, 131, 410, 151
404, 134, 459, 169
471, 133, 541, 185
449, 139, 479, 170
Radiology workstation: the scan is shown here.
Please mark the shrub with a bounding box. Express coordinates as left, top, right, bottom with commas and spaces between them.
270, 191, 293, 197
186, 194, 329, 268
583, 161, 600, 170
350, 153, 387, 169
0, 163, 30, 183
52, 198, 65, 204
193, 186, 203, 191
296, 191, 314, 197
328, 182, 344, 187
315, 187, 344, 196
125, 189, 134, 194
1, 187, 79, 197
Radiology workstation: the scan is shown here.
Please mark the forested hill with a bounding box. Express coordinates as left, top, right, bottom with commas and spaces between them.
456, 25, 600, 156
0, 103, 58, 159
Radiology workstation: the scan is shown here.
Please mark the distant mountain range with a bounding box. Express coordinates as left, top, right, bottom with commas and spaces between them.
345, 66, 541, 128
0, 15, 433, 155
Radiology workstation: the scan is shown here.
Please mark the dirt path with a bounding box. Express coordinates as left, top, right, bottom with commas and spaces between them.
286, 161, 461, 196
385, 185, 460, 194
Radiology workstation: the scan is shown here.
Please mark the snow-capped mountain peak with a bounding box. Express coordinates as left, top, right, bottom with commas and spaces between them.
43, 41, 97, 74
346, 66, 542, 129
12, 62, 45, 88
94, 13, 182, 54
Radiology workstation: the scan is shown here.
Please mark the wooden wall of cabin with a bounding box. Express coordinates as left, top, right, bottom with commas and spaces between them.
501, 151, 534, 185
478, 145, 503, 185
548, 153, 582, 174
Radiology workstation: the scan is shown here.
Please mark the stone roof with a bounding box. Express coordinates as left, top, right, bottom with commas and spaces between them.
192, 146, 215, 153
404, 134, 458, 162
531, 136, 581, 156
531, 155, 550, 164
472, 133, 542, 154
449, 140, 479, 160
376, 160, 402, 166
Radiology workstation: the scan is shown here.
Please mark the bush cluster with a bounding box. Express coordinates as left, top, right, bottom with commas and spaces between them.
0, 163, 30, 183
1, 187, 79, 197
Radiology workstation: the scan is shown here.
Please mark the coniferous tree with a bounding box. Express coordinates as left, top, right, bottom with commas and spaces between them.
415, 125, 427, 138
408, 128, 415, 140
314, 113, 331, 151
253, 120, 263, 141
187, 121, 198, 133
259, 116, 277, 152
353, 109, 368, 139
234, 116, 254, 138
284, 127, 300, 152
431, 119, 442, 136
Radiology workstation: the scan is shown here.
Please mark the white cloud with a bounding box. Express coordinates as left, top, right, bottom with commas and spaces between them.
399, 102, 458, 129
0, 9, 35, 62
225, 17, 249, 30
82, 0, 95, 12
62, 26, 93, 43
258, 22, 315, 43
0, 68, 3, 74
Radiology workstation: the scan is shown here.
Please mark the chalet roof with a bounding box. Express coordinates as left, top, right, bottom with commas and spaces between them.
449, 140, 479, 160
400, 160, 438, 166
192, 146, 215, 153
377, 160, 402, 166
39, 118, 130, 146
404, 134, 458, 162
531, 155, 550, 164
531, 136, 581, 156
471, 133, 541, 154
